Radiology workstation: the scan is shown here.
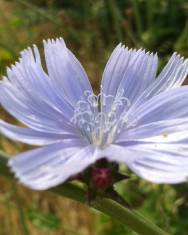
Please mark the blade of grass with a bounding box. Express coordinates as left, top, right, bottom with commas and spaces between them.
0, 151, 30, 234
131, 0, 143, 39
11, 181, 30, 235
16, 0, 62, 26
107, 0, 123, 41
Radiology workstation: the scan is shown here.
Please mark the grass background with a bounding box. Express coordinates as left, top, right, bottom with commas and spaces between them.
0, 0, 188, 234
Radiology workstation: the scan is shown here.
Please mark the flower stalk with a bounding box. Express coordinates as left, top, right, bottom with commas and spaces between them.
0, 154, 168, 235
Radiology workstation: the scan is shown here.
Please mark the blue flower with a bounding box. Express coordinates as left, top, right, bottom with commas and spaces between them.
0, 38, 188, 190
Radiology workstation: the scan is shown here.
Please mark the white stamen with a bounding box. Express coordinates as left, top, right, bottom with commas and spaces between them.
71, 89, 131, 147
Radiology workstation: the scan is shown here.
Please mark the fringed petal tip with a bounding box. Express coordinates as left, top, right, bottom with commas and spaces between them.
7, 159, 32, 189
8, 160, 48, 191
7, 144, 98, 191
43, 37, 66, 44
115, 41, 158, 55
7, 156, 67, 191
5, 37, 67, 77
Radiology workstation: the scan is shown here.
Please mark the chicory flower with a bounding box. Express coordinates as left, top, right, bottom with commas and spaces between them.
0, 38, 188, 190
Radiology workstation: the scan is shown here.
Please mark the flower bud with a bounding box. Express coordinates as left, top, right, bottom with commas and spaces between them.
91, 168, 113, 190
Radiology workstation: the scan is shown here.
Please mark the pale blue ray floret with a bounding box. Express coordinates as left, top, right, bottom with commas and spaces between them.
0, 38, 188, 190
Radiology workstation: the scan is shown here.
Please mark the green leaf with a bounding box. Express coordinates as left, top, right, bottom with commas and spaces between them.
27, 208, 61, 232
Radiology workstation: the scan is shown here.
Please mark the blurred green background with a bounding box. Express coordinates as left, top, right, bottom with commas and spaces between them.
0, 0, 188, 234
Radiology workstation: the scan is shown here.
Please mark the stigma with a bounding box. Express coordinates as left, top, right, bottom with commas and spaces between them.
71, 89, 131, 147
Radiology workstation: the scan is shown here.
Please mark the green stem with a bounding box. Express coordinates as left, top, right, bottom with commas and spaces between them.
0, 155, 169, 235
93, 198, 168, 235
52, 185, 168, 235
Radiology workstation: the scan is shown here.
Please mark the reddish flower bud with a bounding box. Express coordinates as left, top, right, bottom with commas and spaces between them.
91, 168, 113, 190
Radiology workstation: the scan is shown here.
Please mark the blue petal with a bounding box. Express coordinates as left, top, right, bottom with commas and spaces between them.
127, 143, 188, 184
7, 46, 73, 118
133, 54, 188, 107
105, 144, 188, 184
0, 82, 76, 133
0, 120, 81, 145
101, 44, 158, 106
43, 38, 93, 106
117, 119, 188, 143
128, 86, 188, 127
0, 43, 81, 133
8, 141, 96, 190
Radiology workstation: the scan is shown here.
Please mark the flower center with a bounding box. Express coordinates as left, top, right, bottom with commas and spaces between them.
71, 89, 131, 147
